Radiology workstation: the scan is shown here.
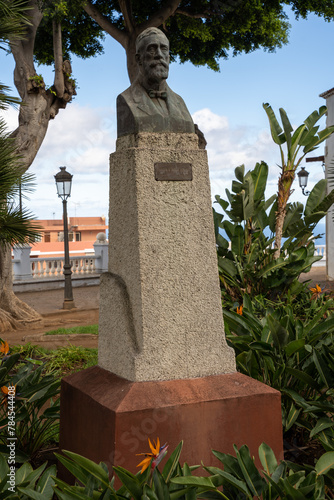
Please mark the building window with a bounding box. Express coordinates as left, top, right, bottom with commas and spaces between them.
75, 232, 81, 242
44, 232, 50, 243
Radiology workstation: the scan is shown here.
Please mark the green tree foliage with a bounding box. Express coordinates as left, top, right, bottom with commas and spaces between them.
32, 0, 334, 75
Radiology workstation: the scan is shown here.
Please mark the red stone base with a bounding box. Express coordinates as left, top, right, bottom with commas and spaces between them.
59, 367, 283, 478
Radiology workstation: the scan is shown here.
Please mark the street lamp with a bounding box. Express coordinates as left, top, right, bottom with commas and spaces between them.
297, 166, 310, 196
54, 166, 75, 310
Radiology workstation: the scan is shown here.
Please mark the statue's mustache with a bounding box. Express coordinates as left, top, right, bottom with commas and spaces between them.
150, 60, 168, 69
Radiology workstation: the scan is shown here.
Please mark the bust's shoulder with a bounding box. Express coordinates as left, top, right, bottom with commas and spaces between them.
118, 82, 145, 105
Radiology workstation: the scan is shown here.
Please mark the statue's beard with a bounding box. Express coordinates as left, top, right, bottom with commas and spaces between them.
145, 62, 169, 84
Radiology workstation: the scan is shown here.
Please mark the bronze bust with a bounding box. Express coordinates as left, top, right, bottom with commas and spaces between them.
117, 28, 195, 137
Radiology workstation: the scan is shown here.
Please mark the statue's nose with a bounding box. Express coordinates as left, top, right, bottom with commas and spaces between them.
155, 46, 163, 58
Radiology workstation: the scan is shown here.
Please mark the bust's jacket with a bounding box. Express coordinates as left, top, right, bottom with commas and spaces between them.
117, 81, 195, 138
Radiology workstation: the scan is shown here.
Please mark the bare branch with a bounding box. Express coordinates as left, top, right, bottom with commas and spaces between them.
83, 0, 128, 48
118, 0, 135, 33
139, 0, 181, 30
174, 8, 210, 19
53, 20, 64, 98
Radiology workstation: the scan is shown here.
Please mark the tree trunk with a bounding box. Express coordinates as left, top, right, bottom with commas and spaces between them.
274, 170, 295, 258
0, 246, 42, 333
1, 0, 76, 331
126, 34, 138, 83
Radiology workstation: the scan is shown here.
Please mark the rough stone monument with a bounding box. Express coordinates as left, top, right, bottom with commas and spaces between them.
60, 28, 283, 475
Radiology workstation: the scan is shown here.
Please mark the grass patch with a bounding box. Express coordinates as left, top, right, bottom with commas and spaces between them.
11, 343, 98, 377
45, 324, 98, 336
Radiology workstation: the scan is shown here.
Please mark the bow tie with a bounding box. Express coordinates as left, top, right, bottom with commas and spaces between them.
148, 89, 167, 99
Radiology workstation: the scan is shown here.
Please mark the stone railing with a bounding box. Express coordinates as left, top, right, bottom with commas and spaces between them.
12, 234, 108, 282
313, 245, 326, 266
29, 255, 98, 279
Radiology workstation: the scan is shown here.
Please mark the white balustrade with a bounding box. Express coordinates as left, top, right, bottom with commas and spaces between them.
12, 234, 108, 281
313, 245, 326, 267
29, 256, 98, 279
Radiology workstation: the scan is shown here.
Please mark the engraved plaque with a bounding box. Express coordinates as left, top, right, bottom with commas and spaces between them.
154, 163, 192, 181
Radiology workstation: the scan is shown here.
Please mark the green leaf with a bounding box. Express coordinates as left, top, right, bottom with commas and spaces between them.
17, 488, 50, 500
113, 466, 142, 499
310, 419, 334, 439
304, 179, 327, 216
152, 468, 169, 499
61, 451, 111, 490
279, 108, 293, 151
267, 314, 288, 349
285, 403, 301, 431
313, 351, 331, 387
231, 225, 244, 255
251, 162, 268, 203
213, 469, 250, 496
315, 452, 334, 476
162, 441, 183, 482
258, 443, 277, 475
285, 339, 305, 357
15, 461, 34, 485
54, 453, 96, 487
285, 368, 319, 390
234, 445, 264, 496
263, 103, 285, 145
171, 476, 216, 488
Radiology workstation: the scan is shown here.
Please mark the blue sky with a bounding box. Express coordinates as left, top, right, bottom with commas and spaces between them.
1, 7, 333, 228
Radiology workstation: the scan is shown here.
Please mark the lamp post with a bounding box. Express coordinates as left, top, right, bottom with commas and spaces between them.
297, 166, 310, 196
54, 166, 75, 310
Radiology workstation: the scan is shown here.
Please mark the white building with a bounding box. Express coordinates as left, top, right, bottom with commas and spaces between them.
320, 87, 334, 280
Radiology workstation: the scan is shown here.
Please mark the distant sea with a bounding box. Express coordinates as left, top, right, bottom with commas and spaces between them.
314, 222, 326, 246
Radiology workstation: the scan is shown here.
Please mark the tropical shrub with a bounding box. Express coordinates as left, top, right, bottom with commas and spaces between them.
213, 162, 334, 307
262, 104, 334, 257
224, 296, 334, 460
0, 454, 56, 499
53, 441, 334, 499
54, 441, 205, 499
0, 340, 60, 465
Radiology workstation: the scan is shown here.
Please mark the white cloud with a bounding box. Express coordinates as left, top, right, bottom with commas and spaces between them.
192, 108, 282, 200
21, 104, 117, 218
0, 103, 311, 219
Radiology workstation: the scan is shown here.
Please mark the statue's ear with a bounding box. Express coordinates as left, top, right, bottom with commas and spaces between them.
135, 53, 142, 66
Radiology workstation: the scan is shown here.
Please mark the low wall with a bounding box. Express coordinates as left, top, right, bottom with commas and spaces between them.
13, 274, 100, 293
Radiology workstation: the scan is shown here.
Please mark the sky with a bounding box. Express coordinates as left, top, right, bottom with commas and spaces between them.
1, 7, 334, 231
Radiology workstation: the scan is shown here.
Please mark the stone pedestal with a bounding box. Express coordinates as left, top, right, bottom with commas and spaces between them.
99, 133, 235, 381
60, 367, 283, 477
59, 132, 283, 476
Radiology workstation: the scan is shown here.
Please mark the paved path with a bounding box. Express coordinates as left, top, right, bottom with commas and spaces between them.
7, 286, 100, 349
5, 267, 332, 349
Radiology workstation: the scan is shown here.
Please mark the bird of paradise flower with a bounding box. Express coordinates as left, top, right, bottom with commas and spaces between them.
136, 437, 168, 474
0, 385, 16, 408
309, 284, 324, 301
0, 340, 9, 357
236, 305, 243, 315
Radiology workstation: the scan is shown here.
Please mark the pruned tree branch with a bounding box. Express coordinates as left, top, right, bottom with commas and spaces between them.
83, 0, 128, 48
53, 19, 64, 98
10, 0, 43, 98
118, 0, 135, 33
174, 8, 210, 19
139, 0, 181, 30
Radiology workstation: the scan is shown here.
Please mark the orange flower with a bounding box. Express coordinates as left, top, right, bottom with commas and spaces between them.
0, 341, 9, 356
136, 438, 168, 474
1, 385, 16, 407
310, 284, 323, 300
236, 305, 243, 315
